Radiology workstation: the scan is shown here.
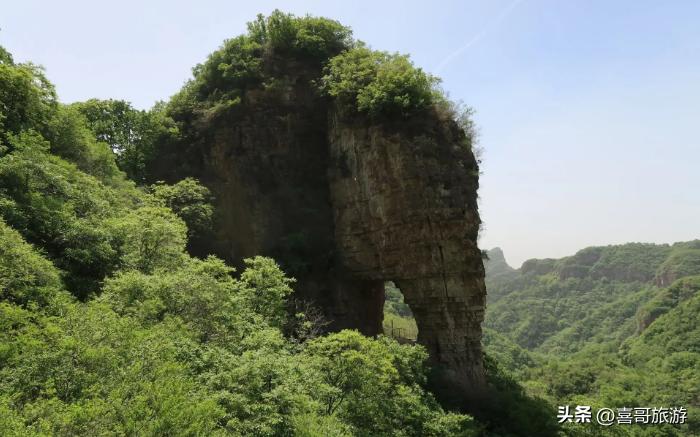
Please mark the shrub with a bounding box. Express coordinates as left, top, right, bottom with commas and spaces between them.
150, 177, 214, 238
321, 47, 439, 117
0, 219, 65, 307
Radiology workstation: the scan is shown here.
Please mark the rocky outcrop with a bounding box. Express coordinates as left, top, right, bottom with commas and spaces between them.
484, 248, 517, 281
520, 258, 557, 276
328, 109, 486, 392
151, 73, 486, 398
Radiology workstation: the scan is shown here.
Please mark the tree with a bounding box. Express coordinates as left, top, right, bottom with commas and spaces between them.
0, 45, 13, 64
321, 47, 439, 117
303, 331, 478, 436
237, 256, 295, 329
0, 131, 134, 299
0, 60, 56, 145
0, 218, 66, 308
111, 206, 187, 274
44, 104, 123, 184
73, 99, 174, 181
246, 10, 352, 61
0, 301, 223, 435
150, 177, 214, 239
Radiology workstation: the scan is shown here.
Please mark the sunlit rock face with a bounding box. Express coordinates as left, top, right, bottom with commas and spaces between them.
151, 72, 486, 396
327, 108, 486, 391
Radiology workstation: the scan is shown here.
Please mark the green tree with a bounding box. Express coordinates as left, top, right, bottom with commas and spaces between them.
237, 256, 295, 329
0, 60, 56, 145
0, 131, 136, 298
246, 10, 352, 62
150, 177, 214, 239
321, 47, 439, 117
111, 206, 187, 274
0, 301, 223, 435
45, 104, 124, 185
303, 331, 478, 436
0, 218, 67, 308
103, 256, 244, 344
73, 98, 175, 181
0, 45, 13, 64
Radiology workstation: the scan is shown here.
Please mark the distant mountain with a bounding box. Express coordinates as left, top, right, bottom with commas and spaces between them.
483, 247, 519, 302
486, 240, 700, 351
484, 247, 517, 279
483, 241, 700, 435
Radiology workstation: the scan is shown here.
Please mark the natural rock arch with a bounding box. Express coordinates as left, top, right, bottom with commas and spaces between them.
150, 64, 486, 400
327, 109, 486, 393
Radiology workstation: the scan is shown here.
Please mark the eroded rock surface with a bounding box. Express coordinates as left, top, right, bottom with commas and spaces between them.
151, 81, 486, 395
328, 109, 486, 390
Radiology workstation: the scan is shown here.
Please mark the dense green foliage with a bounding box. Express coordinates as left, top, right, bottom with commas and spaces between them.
0, 218, 65, 308
482, 242, 700, 436
0, 56, 56, 145
72, 99, 176, 182
0, 131, 137, 298
167, 10, 353, 123
0, 39, 481, 435
320, 47, 439, 117
0, 240, 478, 435
656, 241, 700, 285
149, 177, 214, 241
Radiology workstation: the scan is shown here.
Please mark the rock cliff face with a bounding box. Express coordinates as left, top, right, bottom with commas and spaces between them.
328, 109, 485, 391
152, 63, 486, 397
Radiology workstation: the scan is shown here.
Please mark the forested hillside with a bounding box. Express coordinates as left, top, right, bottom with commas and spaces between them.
384, 243, 700, 435
481, 244, 700, 436
0, 15, 493, 436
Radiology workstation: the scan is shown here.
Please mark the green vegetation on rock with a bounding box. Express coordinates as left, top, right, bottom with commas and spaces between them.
0, 31, 482, 435
320, 47, 439, 117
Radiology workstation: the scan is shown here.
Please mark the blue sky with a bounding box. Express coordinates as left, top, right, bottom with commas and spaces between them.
3, 0, 699, 266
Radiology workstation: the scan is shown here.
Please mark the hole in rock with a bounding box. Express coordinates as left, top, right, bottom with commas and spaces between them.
382, 281, 418, 343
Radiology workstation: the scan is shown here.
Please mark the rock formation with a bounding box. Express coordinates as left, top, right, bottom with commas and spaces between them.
150, 25, 487, 397
327, 109, 486, 392
484, 247, 517, 281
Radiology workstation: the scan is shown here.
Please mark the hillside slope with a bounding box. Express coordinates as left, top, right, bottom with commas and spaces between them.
0, 19, 489, 436
483, 243, 700, 435
485, 242, 700, 352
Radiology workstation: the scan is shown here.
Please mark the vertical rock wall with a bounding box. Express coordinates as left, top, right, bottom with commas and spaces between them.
152, 89, 487, 396
328, 109, 486, 392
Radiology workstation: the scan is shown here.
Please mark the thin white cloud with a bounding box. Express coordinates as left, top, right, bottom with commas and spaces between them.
433, 0, 525, 74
